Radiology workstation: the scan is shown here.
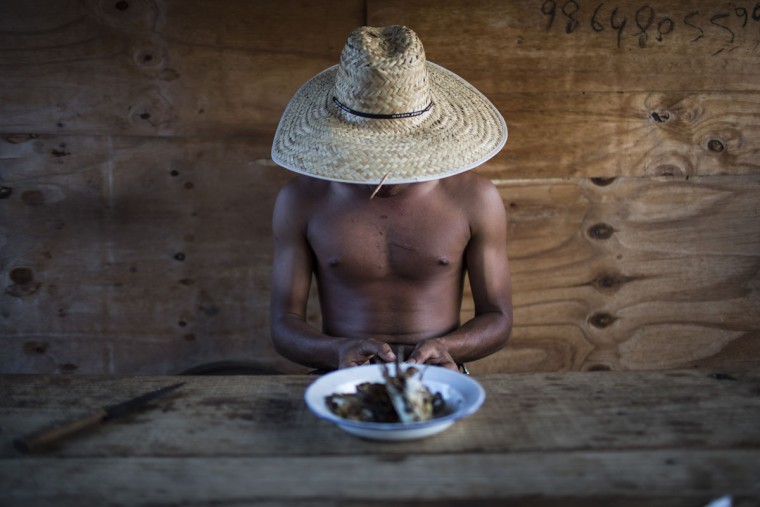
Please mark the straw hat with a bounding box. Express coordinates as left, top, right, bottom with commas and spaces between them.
271, 25, 507, 185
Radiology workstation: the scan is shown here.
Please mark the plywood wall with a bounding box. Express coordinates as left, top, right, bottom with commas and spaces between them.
1, 0, 758, 374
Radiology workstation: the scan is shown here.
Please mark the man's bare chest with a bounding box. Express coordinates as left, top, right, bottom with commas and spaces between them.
307, 205, 470, 280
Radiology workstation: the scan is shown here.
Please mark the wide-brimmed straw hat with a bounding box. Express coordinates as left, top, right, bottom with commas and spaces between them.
271, 25, 507, 185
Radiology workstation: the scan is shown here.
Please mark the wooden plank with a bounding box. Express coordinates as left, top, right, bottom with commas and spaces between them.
468, 175, 760, 373
2, 372, 757, 506
0, 135, 303, 374
1, 450, 758, 506
367, 0, 760, 93
476, 91, 760, 179
367, 1, 760, 179
0, 0, 364, 136
1, 371, 758, 458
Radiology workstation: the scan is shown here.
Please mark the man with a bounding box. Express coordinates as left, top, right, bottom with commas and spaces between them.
270, 25, 512, 372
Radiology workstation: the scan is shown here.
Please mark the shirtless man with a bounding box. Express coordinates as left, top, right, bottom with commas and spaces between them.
269, 26, 512, 371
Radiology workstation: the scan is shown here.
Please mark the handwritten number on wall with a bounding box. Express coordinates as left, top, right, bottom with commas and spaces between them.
541, 1, 760, 51
592, 3, 605, 31
542, 0, 557, 31
710, 13, 735, 44
542, 0, 583, 33
562, 0, 581, 33
656, 17, 674, 42
736, 7, 749, 28
610, 7, 628, 47
684, 11, 704, 42
635, 5, 655, 48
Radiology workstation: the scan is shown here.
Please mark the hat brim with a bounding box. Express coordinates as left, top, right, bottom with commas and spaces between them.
271, 62, 507, 185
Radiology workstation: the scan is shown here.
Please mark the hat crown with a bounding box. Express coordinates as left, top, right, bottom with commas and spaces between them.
334, 26, 431, 118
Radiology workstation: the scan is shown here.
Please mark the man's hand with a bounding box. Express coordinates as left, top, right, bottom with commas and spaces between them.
338, 338, 396, 369
407, 338, 458, 371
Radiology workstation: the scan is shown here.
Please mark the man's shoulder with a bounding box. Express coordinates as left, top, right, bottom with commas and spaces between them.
273, 176, 333, 228
276, 175, 331, 206
438, 172, 505, 231
439, 171, 500, 202
279, 174, 330, 195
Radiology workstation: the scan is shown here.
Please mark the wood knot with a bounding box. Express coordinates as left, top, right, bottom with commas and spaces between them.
23, 341, 48, 355
707, 139, 725, 153
115, 1, 129, 11
174, 252, 186, 261
588, 223, 614, 240
650, 111, 670, 123
10, 267, 34, 285
589, 312, 617, 328
133, 48, 163, 68
591, 272, 634, 293
590, 177, 616, 186
51, 144, 70, 157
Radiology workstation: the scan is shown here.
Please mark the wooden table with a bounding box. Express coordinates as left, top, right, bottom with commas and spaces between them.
1, 370, 759, 506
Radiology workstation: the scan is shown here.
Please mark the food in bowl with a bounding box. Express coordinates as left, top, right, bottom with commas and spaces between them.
326, 363, 446, 423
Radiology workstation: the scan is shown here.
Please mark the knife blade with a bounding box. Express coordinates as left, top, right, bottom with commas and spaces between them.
14, 382, 185, 453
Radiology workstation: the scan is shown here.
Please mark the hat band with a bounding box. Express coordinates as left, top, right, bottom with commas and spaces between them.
333, 97, 433, 119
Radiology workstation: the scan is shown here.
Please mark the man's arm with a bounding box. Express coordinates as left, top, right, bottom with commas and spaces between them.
269, 179, 396, 370
408, 176, 513, 369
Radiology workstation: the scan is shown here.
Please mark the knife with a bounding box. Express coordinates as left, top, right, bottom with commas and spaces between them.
13, 382, 185, 453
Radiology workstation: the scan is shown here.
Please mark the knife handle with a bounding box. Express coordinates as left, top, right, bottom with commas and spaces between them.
14, 409, 108, 453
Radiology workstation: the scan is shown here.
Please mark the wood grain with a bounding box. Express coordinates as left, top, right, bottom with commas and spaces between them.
1, 372, 758, 506
1, 451, 757, 507
2, 371, 758, 457
368, 0, 760, 92
0, 0, 363, 136
479, 91, 760, 179
0, 135, 303, 374
470, 175, 760, 373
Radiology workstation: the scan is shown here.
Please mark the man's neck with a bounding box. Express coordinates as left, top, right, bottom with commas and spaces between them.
366, 183, 405, 198
340, 180, 438, 199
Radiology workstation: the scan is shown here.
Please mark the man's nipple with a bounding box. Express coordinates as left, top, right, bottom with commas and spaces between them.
437, 256, 450, 266
328, 256, 340, 267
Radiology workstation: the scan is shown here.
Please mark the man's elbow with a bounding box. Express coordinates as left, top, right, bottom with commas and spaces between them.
269, 314, 292, 354
494, 308, 513, 350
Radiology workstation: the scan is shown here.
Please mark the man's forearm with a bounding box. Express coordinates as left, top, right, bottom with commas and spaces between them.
271, 315, 346, 370
437, 310, 512, 364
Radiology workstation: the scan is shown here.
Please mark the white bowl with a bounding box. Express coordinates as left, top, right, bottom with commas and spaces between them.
304, 363, 485, 441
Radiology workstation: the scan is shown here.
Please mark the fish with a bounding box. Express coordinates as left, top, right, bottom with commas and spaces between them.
326, 363, 445, 423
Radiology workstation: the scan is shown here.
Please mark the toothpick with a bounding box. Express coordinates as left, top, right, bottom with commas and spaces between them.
369, 173, 390, 199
